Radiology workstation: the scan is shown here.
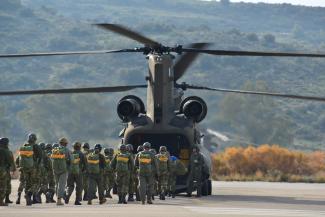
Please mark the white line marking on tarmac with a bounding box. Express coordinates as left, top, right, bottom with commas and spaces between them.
184, 207, 325, 217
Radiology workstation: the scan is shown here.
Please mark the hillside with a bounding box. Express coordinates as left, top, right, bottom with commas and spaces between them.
0, 0, 324, 150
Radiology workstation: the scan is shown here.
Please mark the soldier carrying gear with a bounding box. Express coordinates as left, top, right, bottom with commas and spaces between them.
186, 146, 204, 197
65, 141, 86, 206
103, 148, 115, 199
19, 133, 42, 206
135, 142, 158, 205
168, 156, 186, 198
0, 138, 14, 206
44, 144, 56, 204
52, 137, 71, 206
87, 144, 106, 205
82, 142, 90, 201
156, 146, 170, 200
111, 144, 133, 204
36, 142, 51, 204
126, 144, 137, 202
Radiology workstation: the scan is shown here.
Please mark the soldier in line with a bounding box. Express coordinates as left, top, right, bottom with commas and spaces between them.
103, 148, 114, 199
4, 139, 16, 204
51, 138, 71, 206
149, 148, 158, 200
111, 144, 133, 204
168, 156, 187, 198
86, 144, 106, 205
156, 146, 169, 200
44, 144, 56, 203
15, 154, 25, 204
0, 138, 15, 206
18, 133, 42, 206
135, 142, 157, 205
64, 142, 86, 205
36, 143, 49, 203
126, 144, 136, 202
186, 147, 204, 197
82, 143, 90, 201
135, 145, 143, 201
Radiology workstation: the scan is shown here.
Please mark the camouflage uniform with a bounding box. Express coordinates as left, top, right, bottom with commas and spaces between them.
0, 138, 14, 206
5, 147, 15, 204
18, 134, 42, 206
156, 146, 170, 200
135, 142, 157, 205
103, 148, 114, 198
168, 156, 187, 198
111, 145, 133, 204
150, 149, 158, 199
86, 144, 106, 205
126, 144, 136, 202
82, 143, 90, 201
187, 147, 204, 197
45, 144, 56, 203
15, 156, 25, 204
51, 138, 71, 206
65, 142, 86, 205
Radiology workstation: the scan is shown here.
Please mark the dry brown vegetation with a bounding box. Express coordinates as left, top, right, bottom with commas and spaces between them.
212, 145, 325, 182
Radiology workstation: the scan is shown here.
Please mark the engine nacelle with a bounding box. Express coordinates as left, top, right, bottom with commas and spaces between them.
180, 96, 207, 123
117, 95, 145, 122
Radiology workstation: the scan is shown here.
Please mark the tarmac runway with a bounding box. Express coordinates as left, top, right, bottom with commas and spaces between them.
1, 180, 325, 217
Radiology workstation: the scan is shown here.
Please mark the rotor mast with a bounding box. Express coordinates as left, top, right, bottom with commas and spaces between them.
146, 54, 175, 125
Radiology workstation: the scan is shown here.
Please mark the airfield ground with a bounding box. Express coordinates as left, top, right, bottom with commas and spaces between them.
1, 180, 325, 217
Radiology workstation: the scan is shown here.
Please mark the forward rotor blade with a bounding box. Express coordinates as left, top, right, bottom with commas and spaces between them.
0, 49, 139, 58
0, 85, 147, 96
94, 23, 160, 47
184, 84, 325, 102
181, 48, 325, 58
173, 43, 210, 81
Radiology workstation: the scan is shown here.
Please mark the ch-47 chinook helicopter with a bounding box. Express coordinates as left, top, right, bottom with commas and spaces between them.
1, 24, 325, 195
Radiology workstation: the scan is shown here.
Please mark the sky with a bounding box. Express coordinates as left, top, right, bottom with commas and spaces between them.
217, 0, 325, 7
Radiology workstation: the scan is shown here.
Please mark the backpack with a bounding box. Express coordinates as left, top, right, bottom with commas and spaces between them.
157, 153, 169, 173
51, 146, 67, 174
138, 151, 152, 175
19, 145, 34, 169
87, 152, 100, 174
70, 153, 80, 175
104, 156, 113, 174
116, 153, 129, 173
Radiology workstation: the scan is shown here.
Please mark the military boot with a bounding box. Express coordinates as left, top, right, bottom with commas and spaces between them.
36, 191, 42, 204
50, 192, 56, 203
106, 189, 112, 198
136, 191, 141, 201
160, 192, 166, 200
5, 194, 13, 204
16, 192, 21, 204
99, 198, 107, 205
127, 193, 134, 202
83, 191, 88, 201
172, 192, 176, 198
117, 194, 122, 204
64, 193, 70, 204
87, 200, 92, 205
25, 192, 32, 206
56, 198, 64, 206
74, 200, 82, 205
32, 193, 38, 204
0, 199, 8, 206
45, 192, 51, 203
123, 194, 127, 204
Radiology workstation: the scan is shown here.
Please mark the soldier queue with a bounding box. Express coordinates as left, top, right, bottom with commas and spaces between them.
0, 133, 206, 206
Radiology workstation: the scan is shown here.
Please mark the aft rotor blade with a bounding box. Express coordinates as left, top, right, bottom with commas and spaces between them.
181, 48, 325, 58
173, 43, 210, 81
0, 85, 147, 96
94, 23, 160, 47
184, 84, 325, 102
0, 49, 139, 58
